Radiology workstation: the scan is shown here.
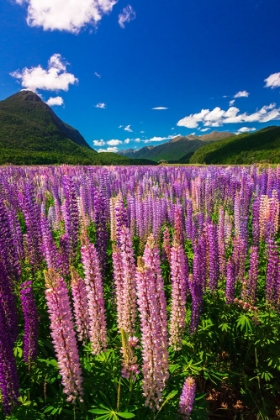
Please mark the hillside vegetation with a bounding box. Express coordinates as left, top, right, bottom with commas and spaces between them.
189, 126, 280, 164
0, 91, 154, 165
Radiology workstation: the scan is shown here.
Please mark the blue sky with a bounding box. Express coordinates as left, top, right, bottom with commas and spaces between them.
1, 0, 280, 152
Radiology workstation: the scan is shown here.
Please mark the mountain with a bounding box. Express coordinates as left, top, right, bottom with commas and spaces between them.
120, 131, 234, 162
189, 126, 280, 164
0, 91, 154, 165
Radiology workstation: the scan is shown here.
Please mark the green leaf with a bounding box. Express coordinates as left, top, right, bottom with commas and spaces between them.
116, 413, 136, 419
89, 409, 110, 414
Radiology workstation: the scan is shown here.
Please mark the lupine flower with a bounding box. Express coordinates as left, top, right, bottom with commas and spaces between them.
242, 246, 259, 305
179, 377, 196, 419
81, 239, 107, 354
169, 240, 189, 350
20, 281, 38, 365
120, 328, 139, 381
136, 235, 169, 410
44, 269, 83, 402
265, 239, 279, 306
70, 268, 90, 344
163, 226, 171, 263
118, 226, 137, 336
226, 258, 235, 304
0, 305, 20, 415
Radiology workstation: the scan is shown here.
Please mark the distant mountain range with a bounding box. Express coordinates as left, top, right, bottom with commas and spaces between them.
118, 131, 235, 162
0, 91, 154, 165
189, 125, 280, 164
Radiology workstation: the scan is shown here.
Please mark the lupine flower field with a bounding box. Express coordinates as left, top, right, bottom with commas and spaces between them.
1, 164, 280, 419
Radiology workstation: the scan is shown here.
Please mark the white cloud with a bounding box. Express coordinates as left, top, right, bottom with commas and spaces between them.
152, 106, 168, 110
95, 102, 106, 109
234, 90, 249, 98
177, 103, 280, 128
237, 127, 256, 133
200, 128, 210, 132
264, 72, 280, 89
46, 96, 64, 106
140, 130, 145, 133
124, 125, 133, 132
10, 53, 77, 93
107, 139, 122, 146
118, 5, 136, 29
93, 139, 106, 146
15, 0, 118, 33
98, 147, 119, 153
144, 134, 179, 143
124, 138, 130, 144
229, 99, 235, 106
118, 125, 124, 128
94, 71, 101, 78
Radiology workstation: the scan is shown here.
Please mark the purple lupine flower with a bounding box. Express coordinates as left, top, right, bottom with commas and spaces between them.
179, 377, 196, 419
118, 226, 137, 336
266, 239, 279, 306
94, 189, 109, 272
185, 199, 194, 241
0, 266, 18, 344
20, 281, 38, 365
242, 246, 259, 305
136, 253, 169, 410
218, 207, 226, 277
169, 240, 189, 350
81, 239, 107, 354
173, 205, 184, 246
207, 222, 219, 292
226, 258, 235, 304
0, 305, 20, 415
70, 268, 90, 344
44, 269, 83, 402
62, 178, 79, 264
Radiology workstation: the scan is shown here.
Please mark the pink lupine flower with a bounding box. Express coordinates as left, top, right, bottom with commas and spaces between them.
112, 244, 124, 332
169, 240, 189, 350
136, 234, 169, 410
118, 226, 137, 336
44, 269, 83, 403
163, 226, 171, 263
179, 377, 196, 419
70, 268, 90, 344
81, 239, 107, 354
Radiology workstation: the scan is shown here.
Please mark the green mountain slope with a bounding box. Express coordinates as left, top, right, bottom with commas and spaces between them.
120, 132, 234, 162
0, 91, 154, 165
189, 126, 280, 164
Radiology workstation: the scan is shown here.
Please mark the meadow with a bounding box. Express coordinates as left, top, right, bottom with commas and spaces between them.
0, 165, 280, 420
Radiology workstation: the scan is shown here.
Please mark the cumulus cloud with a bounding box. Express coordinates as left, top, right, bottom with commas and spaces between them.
124, 125, 133, 132
93, 139, 106, 146
177, 103, 280, 128
15, 0, 118, 33
46, 96, 64, 106
237, 127, 256, 133
98, 147, 119, 153
264, 72, 280, 89
124, 138, 130, 144
10, 53, 78, 93
118, 5, 136, 29
94, 71, 101, 78
107, 139, 122, 146
95, 102, 106, 109
234, 90, 249, 98
152, 106, 168, 110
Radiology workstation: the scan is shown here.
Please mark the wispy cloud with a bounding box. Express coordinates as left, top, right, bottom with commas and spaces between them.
229, 99, 235, 106
200, 128, 210, 132
177, 103, 280, 128
98, 147, 119, 153
46, 96, 64, 106
264, 72, 280, 89
94, 72, 101, 78
118, 5, 136, 29
14, 0, 118, 33
124, 125, 133, 132
118, 125, 124, 128
10, 53, 78, 93
234, 90, 249, 98
95, 102, 106, 109
144, 134, 179, 143
152, 106, 168, 110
